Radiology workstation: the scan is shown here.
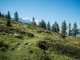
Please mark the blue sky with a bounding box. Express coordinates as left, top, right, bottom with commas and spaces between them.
0, 0, 80, 27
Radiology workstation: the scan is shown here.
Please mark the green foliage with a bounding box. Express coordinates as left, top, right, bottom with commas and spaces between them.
47, 21, 51, 30
73, 22, 77, 36
27, 32, 34, 37
52, 43, 80, 59
7, 11, 11, 20
0, 12, 1, 17
0, 41, 9, 52
1, 14, 4, 18
38, 20, 46, 29
32, 17, 36, 25
0, 17, 80, 60
6, 11, 11, 26
37, 40, 52, 50
6, 19, 11, 26
52, 21, 60, 33
68, 23, 71, 35
14, 11, 19, 21
61, 21, 67, 38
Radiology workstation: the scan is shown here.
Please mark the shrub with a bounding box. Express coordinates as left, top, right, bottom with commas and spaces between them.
0, 41, 9, 52
37, 40, 52, 50
27, 32, 34, 37
52, 43, 80, 59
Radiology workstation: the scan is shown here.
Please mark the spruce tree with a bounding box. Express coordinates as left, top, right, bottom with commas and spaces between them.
68, 23, 71, 35
0, 12, 1, 17
52, 24, 55, 32
7, 11, 11, 20
14, 11, 19, 21
1, 14, 4, 18
32, 17, 36, 25
52, 21, 60, 33
47, 21, 51, 30
73, 22, 77, 36
6, 11, 11, 26
38, 20, 46, 29
56, 23, 60, 33
61, 21, 67, 38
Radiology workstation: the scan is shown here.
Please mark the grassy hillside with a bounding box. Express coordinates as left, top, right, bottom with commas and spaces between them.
0, 18, 80, 60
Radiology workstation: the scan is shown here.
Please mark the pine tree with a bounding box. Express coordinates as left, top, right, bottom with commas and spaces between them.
61, 21, 67, 38
7, 11, 11, 20
38, 20, 46, 29
56, 23, 60, 33
1, 14, 4, 18
52, 24, 55, 32
14, 11, 19, 21
32, 17, 36, 25
6, 11, 11, 26
52, 21, 60, 33
0, 12, 1, 17
54, 21, 57, 32
68, 23, 71, 35
47, 21, 51, 30
73, 22, 77, 36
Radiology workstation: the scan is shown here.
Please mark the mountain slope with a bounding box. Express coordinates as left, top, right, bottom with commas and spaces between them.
0, 18, 80, 60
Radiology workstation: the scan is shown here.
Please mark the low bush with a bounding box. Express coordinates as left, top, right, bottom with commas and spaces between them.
27, 32, 34, 37
37, 40, 52, 50
52, 43, 80, 59
0, 41, 9, 52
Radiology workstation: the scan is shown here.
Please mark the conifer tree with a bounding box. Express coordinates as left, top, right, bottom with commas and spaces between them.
0, 12, 1, 17
7, 11, 11, 20
14, 11, 19, 21
73, 22, 77, 36
6, 11, 11, 26
1, 14, 4, 18
52, 21, 60, 33
38, 20, 46, 29
52, 24, 55, 32
68, 23, 71, 35
47, 21, 51, 30
32, 17, 36, 25
56, 23, 60, 33
61, 21, 67, 38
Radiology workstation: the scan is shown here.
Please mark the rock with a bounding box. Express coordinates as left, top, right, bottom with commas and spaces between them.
23, 42, 28, 45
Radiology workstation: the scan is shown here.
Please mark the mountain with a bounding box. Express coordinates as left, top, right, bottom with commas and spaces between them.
19, 18, 32, 24
11, 17, 39, 25
11, 18, 32, 24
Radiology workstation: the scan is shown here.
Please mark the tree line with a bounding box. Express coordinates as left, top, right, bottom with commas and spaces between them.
0, 11, 79, 38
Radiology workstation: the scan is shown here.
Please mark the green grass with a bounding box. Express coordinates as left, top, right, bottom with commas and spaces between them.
0, 18, 80, 60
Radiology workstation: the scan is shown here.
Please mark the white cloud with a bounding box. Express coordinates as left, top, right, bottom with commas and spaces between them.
22, 17, 39, 25
22, 17, 32, 22
35, 20, 39, 25
77, 25, 80, 29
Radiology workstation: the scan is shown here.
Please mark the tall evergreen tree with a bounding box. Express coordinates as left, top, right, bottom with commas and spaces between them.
7, 11, 11, 20
14, 11, 19, 21
0, 12, 1, 17
56, 23, 60, 33
52, 24, 55, 32
54, 21, 57, 32
73, 22, 77, 36
68, 23, 71, 35
1, 14, 4, 18
32, 17, 36, 25
38, 20, 46, 29
47, 21, 51, 30
6, 11, 11, 26
52, 21, 60, 33
61, 21, 67, 38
